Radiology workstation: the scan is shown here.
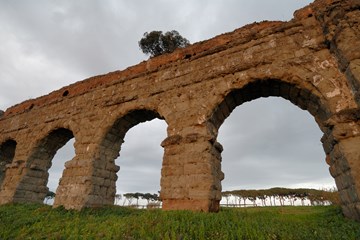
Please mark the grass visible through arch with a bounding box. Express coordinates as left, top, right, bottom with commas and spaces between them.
0, 204, 359, 239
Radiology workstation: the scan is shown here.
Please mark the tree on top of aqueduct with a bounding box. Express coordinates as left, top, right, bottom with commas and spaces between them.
138, 30, 190, 57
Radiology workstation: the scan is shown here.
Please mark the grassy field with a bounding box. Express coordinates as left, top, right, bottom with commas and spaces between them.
0, 204, 359, 239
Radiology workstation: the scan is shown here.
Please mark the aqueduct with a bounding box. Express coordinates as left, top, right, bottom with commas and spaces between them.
1, 0, 360, 220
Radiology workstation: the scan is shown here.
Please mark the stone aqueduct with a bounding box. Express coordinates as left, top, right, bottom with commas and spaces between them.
0, 0, 360, 220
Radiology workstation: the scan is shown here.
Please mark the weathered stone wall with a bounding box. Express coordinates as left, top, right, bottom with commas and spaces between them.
0, 0, 360, 220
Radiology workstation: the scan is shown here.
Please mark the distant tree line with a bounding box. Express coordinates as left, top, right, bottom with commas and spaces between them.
115, 192, 161, 208
222, 187, 340, 207
48, 188, 338, 208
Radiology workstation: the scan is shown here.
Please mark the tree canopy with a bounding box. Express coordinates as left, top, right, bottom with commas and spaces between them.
222, 187, 339, 207
44, 191, 56, 204
138, 30, 190, 57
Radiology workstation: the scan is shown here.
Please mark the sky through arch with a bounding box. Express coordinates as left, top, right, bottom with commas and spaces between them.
218, 97, 335, 191
115, 119, 167, 195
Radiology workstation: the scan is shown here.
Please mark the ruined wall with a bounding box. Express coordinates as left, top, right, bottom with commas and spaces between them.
0, 0, 360, 220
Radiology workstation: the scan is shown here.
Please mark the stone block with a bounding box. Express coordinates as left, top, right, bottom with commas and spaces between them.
161, 135, 182, 147
334, 157, 351, 174
338, 137, 360, 167
336, 170, 355, 190
92, 176, 104, 186
188, 189, 212, 199
160, 175, 185, 188
184, 163, 212, 175
85, 194, 104, 206
346, 59, 360, 103
161, 165, 184, 176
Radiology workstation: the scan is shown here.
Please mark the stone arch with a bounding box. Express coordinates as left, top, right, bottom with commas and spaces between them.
206, 78, 360, 219
94, 109, 167, 205
16, 128, 75, 203
209, 79, 331, 131
0, 139, 17, 188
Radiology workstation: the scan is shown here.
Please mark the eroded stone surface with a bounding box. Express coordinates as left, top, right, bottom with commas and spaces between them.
0, 0, 360, 221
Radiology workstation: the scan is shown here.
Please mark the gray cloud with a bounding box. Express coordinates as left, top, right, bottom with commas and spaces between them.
1, 0, 334, 197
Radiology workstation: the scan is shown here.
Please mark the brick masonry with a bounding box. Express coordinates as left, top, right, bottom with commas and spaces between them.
0, 0, 360, 220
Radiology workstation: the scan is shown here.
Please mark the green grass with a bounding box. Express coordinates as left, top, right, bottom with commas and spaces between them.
0, 204, 359, 239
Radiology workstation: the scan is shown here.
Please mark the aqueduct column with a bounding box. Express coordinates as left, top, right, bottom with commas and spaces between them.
53, 152, 100, 209
53, 126, 119, 209
323, 110, 360, 220
161, 120, 224, 211
0, 138, 25, 204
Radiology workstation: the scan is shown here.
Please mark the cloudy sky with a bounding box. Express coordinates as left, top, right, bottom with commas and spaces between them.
0, 0, 336, 197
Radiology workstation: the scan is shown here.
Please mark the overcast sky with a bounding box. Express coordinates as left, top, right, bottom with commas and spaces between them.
0, 0, 336, 197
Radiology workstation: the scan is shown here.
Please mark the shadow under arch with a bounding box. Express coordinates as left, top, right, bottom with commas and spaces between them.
0, 139, 17, 188
16, 128, 74, 203
97, 109, 167, 205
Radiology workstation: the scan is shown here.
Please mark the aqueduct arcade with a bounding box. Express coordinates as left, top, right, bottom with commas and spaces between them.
1, 0, 360, 220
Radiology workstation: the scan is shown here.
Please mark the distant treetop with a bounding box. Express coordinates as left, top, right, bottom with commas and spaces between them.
138, 30, 190, 57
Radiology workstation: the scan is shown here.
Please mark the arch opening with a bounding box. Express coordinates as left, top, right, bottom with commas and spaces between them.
98, 109, 167, 206
210, 79, 336, 206
45, 138, 75, 205
0, 139, 17, 188
114, 119, 167, 207
23, 128, 74, 204
218, 97, 335, 206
